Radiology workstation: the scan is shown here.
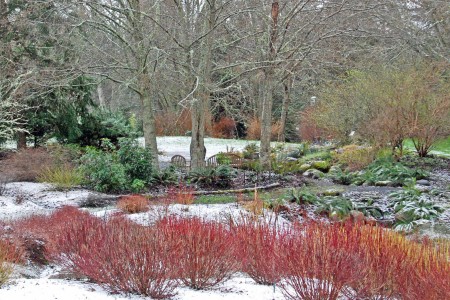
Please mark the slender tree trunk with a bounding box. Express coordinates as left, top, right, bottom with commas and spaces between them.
139, 73, 159, 170
190, 90, 207, 169
259, 2, 279, 169
278, 75, 292, 142
189, 0, 216, 169
97, 84, 106, 108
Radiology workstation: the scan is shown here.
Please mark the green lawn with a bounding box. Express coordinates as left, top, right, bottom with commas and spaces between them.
403, 137, 450, 157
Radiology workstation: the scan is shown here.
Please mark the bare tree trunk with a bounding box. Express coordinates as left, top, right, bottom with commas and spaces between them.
189, 0, 216, 169
278, 75, 292, 142
17, 132, 27, 149
190, 91, 207, 169
260, 2, 279, 169
139, 72, 159, 170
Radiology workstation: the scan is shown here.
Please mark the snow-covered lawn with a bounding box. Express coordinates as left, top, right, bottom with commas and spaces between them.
147, 136, 301, 162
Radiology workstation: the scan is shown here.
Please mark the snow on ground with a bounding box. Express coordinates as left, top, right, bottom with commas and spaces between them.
0, 272, 285, 300
0, 182, 100, 221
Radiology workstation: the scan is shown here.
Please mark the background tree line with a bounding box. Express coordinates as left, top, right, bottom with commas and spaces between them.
1, 0, 449, 168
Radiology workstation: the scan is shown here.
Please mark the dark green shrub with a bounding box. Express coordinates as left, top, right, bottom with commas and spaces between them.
78, 146, 128, 192
117, 138, 153, 184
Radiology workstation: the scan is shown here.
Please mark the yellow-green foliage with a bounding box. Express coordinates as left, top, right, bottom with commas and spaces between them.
333, 145, 376, 171
37, 165, 83, 190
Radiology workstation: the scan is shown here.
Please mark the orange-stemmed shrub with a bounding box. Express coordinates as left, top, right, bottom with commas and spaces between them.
211, 117, 236, 138
117, 194, 149, 214
246, 117, 282, 141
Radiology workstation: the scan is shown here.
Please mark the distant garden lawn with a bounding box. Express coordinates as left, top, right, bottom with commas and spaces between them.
404, 136, 450, 157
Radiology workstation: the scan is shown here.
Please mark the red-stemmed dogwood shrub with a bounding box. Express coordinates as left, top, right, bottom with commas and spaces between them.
280, 221, 364, 300
156, 216, 239, 290
234, 217, 289, 285
10, 206, 95, 264
279, 221, 450, 300
52, 214, 180, 299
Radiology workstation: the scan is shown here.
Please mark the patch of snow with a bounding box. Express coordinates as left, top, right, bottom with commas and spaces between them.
0, 182, 106, 221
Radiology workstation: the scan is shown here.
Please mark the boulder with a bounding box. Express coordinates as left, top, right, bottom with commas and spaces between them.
365, 216, 377, 226
416, 179, 430, 186
304, 169, 324, 179
322, 189, 341, 196
299, 163, 312, 172
375, 181, 393, 187
311, 161, 331, 172
350, 210, 365, 223
328, 165, 342, 174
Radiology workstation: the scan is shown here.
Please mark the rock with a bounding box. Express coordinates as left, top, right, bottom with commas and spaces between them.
286, 157, 298, 162
329, 166, 342, 173
299, 164, 312, 172
329, 211, 341, 222
311, 161, 331, 172
79, 194, 119, 208
415, 185, 431, 193
375, 181, 393, 187
365, 217, 377, 226
416, 179, 430, 186
322, 189, 341, 196
350, 210, 365, 223
304, 169, 324, 179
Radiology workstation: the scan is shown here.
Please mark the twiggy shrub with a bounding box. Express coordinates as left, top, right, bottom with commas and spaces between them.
211, 117, 236, 138
333, 145, 376, 171
53, 215, 179, 299
156, 216, 239, 290
12, 206, 96, 264
279, 222, 450, 300
234, 218, 289, 285
116, 194, 149, 214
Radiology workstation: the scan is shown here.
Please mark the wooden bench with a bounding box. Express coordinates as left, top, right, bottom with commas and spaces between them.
206, 153, 243, 168
170, 155, 189, 170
